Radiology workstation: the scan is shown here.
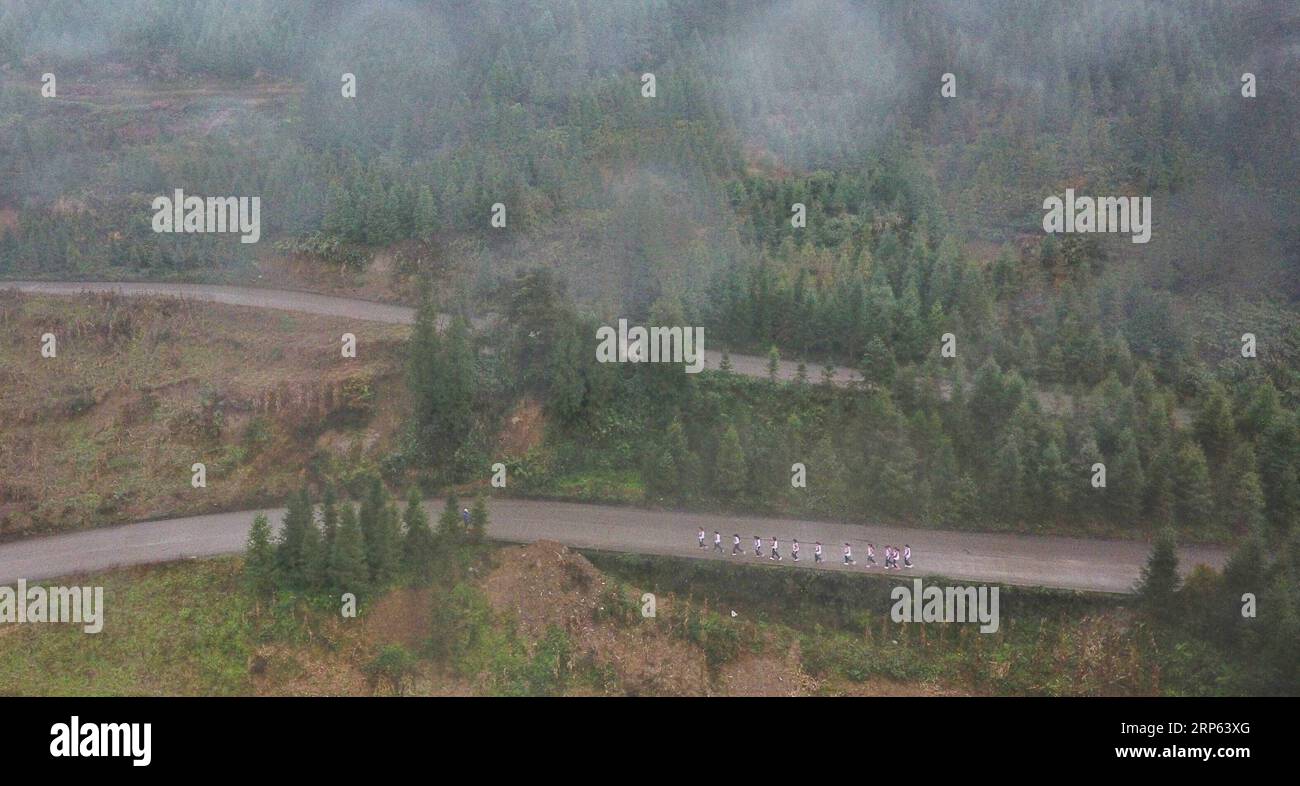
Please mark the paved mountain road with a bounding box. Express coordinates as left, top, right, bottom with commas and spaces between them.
1, 280, 857, 384
0, 280, 1228, 593
0, 497, 1227, 593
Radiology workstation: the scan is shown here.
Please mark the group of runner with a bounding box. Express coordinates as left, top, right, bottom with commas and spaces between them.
697, 528, 912, 569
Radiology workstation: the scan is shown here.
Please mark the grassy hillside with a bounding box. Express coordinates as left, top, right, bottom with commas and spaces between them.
0, 291, 407, 535
6, 537, 1285, 696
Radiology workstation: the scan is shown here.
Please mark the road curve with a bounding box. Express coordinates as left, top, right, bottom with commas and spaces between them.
0, 280, 859, 384
0, 497, 1227, 594
0, 280, 1225, 593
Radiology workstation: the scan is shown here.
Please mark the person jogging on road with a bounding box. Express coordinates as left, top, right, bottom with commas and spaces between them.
698, 527, 706, 549
843, 542, 855, 565
865, 542, 876, 567
713, 530, 723, 553
770, 536, 782, 561
903, 544, 912, 568
732, 533, 741, 556
791, 539, 800, 561
814, 542, 823, 564
753, 535, 762, 557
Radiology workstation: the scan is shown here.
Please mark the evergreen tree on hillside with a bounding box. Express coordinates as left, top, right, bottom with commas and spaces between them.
359, 478, 398, 586
1221, 533, 1266, 646
716, 424, 748, 500
1194, 382, 1237, 462
1036, 439, 1070, 517
244, 513, 277, 598
992, 436, 1025, 520
1137, 527, 1181, 622
1221, 443, 1267, 534
859, 337, 896, 388
401, 487, 436, 583
1259, 419, 1300, 535
1172, 440, 1215, 532
320, 485, 339, 555
303, 507, 327, 590
330, 503, 369, 597
275, 486, 313, 587
438, 493, 463, 540
414, 184, 440, 240
1109, 428, 1146, 524
469, 495, 488, 544
642, 446, 677, 504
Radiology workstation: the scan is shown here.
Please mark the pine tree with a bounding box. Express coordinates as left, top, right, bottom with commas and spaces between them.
275, 487, 313, 587
406, 287, 476, 474
860, 337, 896, 388
320, 485, 340, 556
992, 436, 1025, 521
359, 478, 398, 586
244, 513, 277, 598
1222, 533, 1265, 644
1172, 439, 1214, 532
642, 447, 678, 503
415, 184, 440, 241
330, 503, 369, 596
377, 501, 401, 587
716, 424, 747, 499
1145, 442, 1176, 528
1037, 438, 1070, 517
1137, 526, 1180, 622
401, 487, 436, 583
1110, 428, 1145, 524
407, 282, 444, 462
1221, 443, 1267, 534
438, 493, 463, 540
302, 507, 326, 590
1259, 419, 1300, 536
665, 418, 700, 501
1194, 382, 1236, 462
469, 496, 488, 543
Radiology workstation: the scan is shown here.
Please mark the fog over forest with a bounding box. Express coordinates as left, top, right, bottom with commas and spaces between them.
0, 0, 1297, 701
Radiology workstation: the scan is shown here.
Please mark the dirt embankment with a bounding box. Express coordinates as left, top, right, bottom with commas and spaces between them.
483, 542, 971, 697
0, 292, 408, 535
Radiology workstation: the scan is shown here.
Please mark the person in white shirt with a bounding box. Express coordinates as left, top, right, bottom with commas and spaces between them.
713, 530, 723, 553
843, 543, 855, 565
814, 542, 823, 564
732, 533, 741, 556
698, 527, 705, 549
903, 544, 912, 568
753, 535, 762, 557
770, 536, 781, 561
865, 542, 876, 567
791, 539, 800, 561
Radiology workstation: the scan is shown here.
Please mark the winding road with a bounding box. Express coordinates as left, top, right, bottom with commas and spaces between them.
1, 280, 859, 383
0, 497, 1226, 594
0, 280, 1228, 593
